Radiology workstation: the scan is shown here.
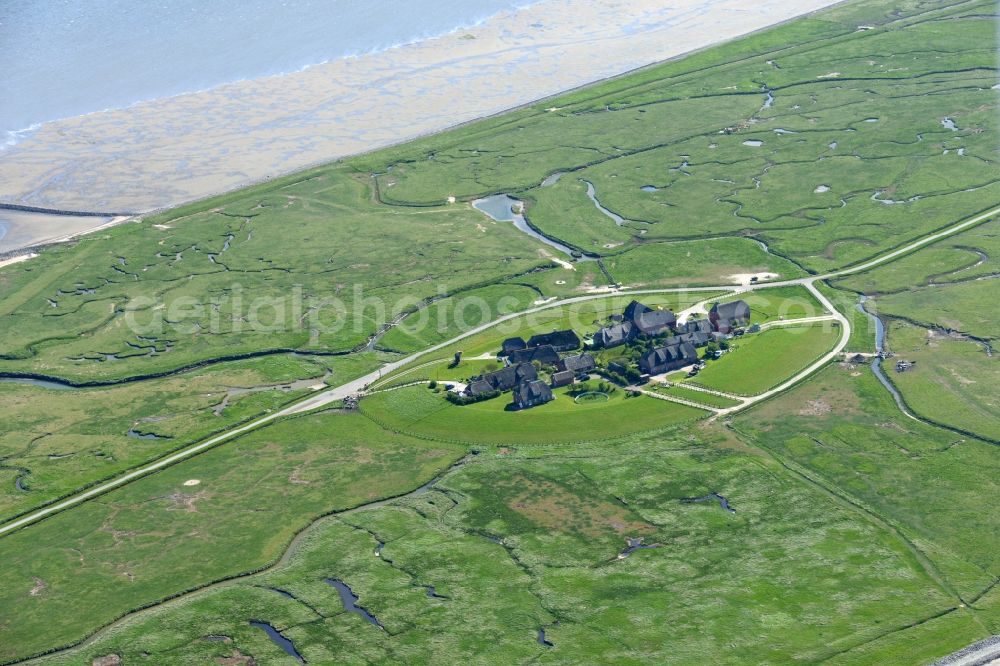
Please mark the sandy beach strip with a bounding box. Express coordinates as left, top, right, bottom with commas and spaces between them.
0, 253, 39, 269
0, 210, 132, 256
0, 0, 844, 248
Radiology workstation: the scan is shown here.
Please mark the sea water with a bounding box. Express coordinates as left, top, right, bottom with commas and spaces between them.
0, 0, 537, 143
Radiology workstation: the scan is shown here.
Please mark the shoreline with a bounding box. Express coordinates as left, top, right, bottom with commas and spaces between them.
0, 1, 545, 150
0, 0, 849, 257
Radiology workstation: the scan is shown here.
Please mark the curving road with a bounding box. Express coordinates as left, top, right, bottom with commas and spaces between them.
1, 204, 997, 539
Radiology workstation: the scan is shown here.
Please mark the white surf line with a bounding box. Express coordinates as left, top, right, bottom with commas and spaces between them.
1, 205, 995, 537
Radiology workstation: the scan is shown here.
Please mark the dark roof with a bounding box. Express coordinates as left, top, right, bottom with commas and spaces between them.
559, 353, 596, 373
507, 345, 560, 366
465, 379, 496, 396
500, 337, 527, 355
624, 300, 676, 335
634, 309, 676, 335
679, 318, 713, 335
550, 370, 575, 387
594, 322, 634, 348
677, 331, 711, 347
513, 379, 554, 408
476, 363, 537, 392
527, 329, 581, 351
710, 300, 751, 324
623, 300, 650, 321
639, 342, 698, 374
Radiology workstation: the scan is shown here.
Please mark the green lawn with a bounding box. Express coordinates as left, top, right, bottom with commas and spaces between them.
738, 284, 827, 323
834, 216, 1000, 294
874, 279, 999, 342
654, 384, 742, 409
688, 324, 842, 395
361, 384, 708, 444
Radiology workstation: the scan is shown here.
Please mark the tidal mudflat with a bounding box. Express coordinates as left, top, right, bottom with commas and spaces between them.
0, 0, 843, 238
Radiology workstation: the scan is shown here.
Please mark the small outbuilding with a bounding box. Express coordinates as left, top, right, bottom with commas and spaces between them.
550, 370, 575, 388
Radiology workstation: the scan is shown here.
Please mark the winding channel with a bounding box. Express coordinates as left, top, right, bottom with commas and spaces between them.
855, 295, 917, 421
1, 204, 998, 540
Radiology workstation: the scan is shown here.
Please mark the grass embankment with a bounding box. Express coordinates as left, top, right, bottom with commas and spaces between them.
361, 385, 707, 445
654, 385, 742, 409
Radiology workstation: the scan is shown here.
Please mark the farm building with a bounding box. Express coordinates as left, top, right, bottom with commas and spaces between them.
506, 345, 560, 366
550, 370, 575, 388
514, 379, 554, 409
709, 300, 751, 334
466, 363, 537, 396
639, 342, 698, 375
625, 300, 677, 335
593, 322, 634, 348
500, 337, 527, 356
527, 329, 581, 352
557, 353, 596, 374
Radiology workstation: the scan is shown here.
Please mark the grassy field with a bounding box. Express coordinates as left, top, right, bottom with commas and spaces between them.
834, 216, 1000, 294
737, 284, 827, 323
361, 384, 708, 445
0, 0, 996, 662
654, 384, 742, 409
0, 170, 548, 383
813, 280, 878, 353
874, 278, 998, 342
687, 324, 842, 395
359, 0, 998, 276
27, 426, 972, 666
734, 365, 1000, 602
0, 0, 993, 386
601, 237, 806, 287
0, 353, 385, 523
884, 320, 999, 441
0, 410, 466, 662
